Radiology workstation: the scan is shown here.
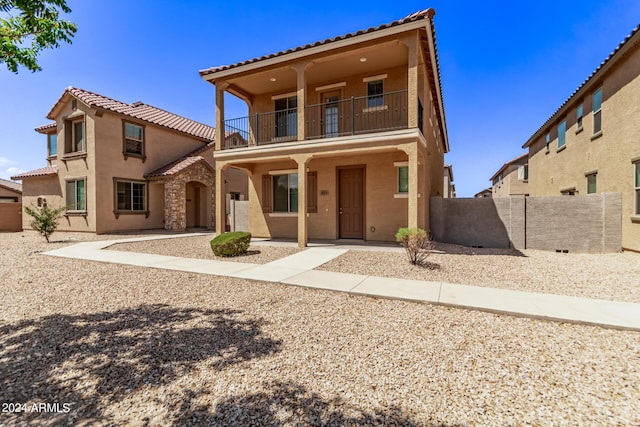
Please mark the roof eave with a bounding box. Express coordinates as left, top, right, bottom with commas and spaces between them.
199, 19, 431, 82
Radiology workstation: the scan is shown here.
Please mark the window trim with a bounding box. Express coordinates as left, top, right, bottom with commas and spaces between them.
122, 121, 146, 161
65, 177, 87, 214
113, 178, 149, 218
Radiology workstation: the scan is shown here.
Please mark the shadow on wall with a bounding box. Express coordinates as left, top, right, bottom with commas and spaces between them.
0, 304, 282, 425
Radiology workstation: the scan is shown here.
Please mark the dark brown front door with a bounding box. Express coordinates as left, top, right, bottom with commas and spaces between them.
339, 166, 364, 239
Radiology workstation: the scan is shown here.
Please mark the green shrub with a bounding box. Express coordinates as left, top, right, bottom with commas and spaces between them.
395, 227, 432, 266
24, 204, 67, 243
210, 231, 252, 257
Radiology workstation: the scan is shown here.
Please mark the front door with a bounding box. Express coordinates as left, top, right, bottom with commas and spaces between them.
338, 166, 364, 239
322, 91, 340, 138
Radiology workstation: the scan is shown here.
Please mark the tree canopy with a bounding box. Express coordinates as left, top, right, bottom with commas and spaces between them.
0, 0, 77, 73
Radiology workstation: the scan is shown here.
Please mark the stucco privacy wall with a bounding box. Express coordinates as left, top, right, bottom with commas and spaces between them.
430, 193, 621, 253
0, 203, 22, 231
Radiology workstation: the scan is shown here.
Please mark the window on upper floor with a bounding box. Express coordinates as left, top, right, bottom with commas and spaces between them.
66, 178, 86, 211
586, 173, 597, 194
577, 104, 584, 130
593, 88, 602, 135
274, 96, 297, 138
545, 132, 550, 153
65, 119, 85, 154
47, 133, 57, 157
367, 80, 384, 108
123, 122, 144, 158
518, 164, 529, 181
557, 120, 567, 149
116, 180, 146, 212
417, 99, 424, 134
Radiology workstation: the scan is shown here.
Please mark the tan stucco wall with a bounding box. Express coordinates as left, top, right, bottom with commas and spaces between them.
527, 42, 640, 251
0, 187, 21, 202
493, 164, 529, 197
246, 149, 436, 242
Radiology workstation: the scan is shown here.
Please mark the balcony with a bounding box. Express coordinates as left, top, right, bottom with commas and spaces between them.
222, 90, 409, 150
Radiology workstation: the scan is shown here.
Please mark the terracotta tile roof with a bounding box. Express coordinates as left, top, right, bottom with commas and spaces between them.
199, 9, 435, 76
0, 178, 22, 193
11, 165, 58, 180
48, 87, 215, 141
35, 122, 56, 133
523, 24, 640, 148
145, 141, 215, 179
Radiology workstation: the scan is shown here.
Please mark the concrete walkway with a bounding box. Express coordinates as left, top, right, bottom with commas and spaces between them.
43, 233, 640, 331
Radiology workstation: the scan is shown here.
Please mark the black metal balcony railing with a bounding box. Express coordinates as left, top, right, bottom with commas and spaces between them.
222, 90, 408, 149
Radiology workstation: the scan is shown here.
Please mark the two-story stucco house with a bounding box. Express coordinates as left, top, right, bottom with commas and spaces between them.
490, 153, 529, 197
12, 87, 247, 233
200, 9, 449, 247
522, 25, 640, 252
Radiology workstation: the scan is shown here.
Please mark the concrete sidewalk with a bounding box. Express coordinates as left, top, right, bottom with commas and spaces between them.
43, 234, 640, 331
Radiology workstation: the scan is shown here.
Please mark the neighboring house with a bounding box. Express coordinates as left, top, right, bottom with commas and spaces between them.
0, 178, 22, 231
522, 24, 640, 252
200, 8, 449, 246
12, 87, 247, 233
444, 164, 455, 198
474, 188, 492, 198
490, 153, 529, 197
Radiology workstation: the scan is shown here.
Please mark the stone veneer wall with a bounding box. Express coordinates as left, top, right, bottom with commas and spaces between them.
163, 163, 215, 231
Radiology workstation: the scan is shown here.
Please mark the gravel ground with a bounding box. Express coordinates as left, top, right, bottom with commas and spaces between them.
317, 242, 640, 303
1, 231, 639, 426
109, 235, 302, 264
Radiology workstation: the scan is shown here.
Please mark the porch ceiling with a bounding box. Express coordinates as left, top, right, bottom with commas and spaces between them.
226, 41, 408, 97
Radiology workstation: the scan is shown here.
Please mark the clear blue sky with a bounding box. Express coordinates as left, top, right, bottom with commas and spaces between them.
1, 0, 638, 197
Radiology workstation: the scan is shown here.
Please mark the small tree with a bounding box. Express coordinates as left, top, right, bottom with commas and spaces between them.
24, 204, 66, 242
395, 227, 432, 266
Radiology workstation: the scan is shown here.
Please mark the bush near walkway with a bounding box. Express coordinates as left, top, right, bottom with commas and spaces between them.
24, 204, 67, 243
395, 227, 432, 266
210, 232, 251, 257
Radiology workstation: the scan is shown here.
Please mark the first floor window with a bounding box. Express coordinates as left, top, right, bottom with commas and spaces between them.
272, 173, 298, 212
635, 162, 640, 215
398, 166, 409, 193
116, 181, 146, 211
66, 179, 86, 211
586, 173, 597, 194
367, 80, 384, 108
124, 122, 144, 156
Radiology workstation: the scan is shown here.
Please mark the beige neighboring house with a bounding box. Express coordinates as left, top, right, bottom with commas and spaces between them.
490, 153, 529, 197
200, 9, 449, 246
12, 87, 247, 233
0, 178, 22, 231
444, 164, 455, 198
474, 188, 492, 198
522, 24, 640, 252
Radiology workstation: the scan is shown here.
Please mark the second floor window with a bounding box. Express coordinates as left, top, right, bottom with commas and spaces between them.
635, 162, 640, 215
72, 120, 85, 153
274, 96, 297, 138
367, 80, 384, 108
48, 133, 57, 157
593, 88, 602, 134
558, 120, 566, 149
577, 104, 584, 130
124, 122, 144, 156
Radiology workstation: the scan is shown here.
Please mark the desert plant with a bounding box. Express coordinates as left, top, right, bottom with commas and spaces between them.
210, 231, 252, 257
24, 204, 67, 243
395, 227, 432, 266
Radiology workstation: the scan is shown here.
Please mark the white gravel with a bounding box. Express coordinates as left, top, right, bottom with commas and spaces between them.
317, 242, 640, 303
1, 231, 639, 426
